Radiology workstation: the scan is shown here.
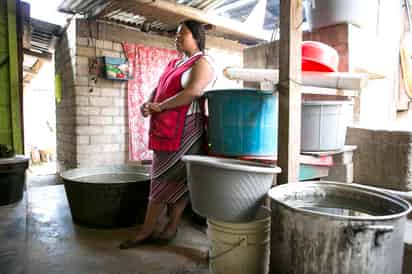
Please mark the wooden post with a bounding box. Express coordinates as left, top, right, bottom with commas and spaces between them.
7, 0, 23, 154
277, 0, 302, 184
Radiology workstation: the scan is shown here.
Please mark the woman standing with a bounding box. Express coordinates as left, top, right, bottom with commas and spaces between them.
120, 20, 215, 249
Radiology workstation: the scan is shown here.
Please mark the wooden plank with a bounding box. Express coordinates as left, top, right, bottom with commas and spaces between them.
0, 108, 12, 130
0, 131, 12, 144
0, 32, 7, 50
123, 0, 271, 42
0, 0, 12, 145
299, 164, 329, 181
7, 0, 23, 153
77, 19, 245, 52
299, 154, 334, 167
0, 58, 11, 107
301, 145, 358, 156
301, 86, 359, 97
277, 0, 302, 184
23, 48, 52, 60
224, 67, 367, 91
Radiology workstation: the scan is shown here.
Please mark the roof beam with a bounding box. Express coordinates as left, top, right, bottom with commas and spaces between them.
23, 49, 52, 61
123, 0, 271, 41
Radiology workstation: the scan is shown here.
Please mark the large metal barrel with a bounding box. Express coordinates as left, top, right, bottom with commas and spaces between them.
61, 165, 151, 228
269, 181, 411, 274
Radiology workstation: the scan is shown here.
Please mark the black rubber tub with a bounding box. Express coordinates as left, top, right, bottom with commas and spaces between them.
61, 165, 151, 228
0, 156, 29, 206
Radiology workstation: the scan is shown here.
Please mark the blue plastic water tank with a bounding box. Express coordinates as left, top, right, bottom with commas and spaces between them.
205, 89, 278, 156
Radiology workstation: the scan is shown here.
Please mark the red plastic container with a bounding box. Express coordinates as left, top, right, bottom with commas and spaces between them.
302, 41, 339, 72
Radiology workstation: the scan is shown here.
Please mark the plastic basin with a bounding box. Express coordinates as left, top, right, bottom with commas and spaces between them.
301, 100, 353, 152
182, 155, 281, 222
302, 41, 339, 72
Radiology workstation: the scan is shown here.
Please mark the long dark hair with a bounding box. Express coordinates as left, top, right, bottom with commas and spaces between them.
181, 20, 206, 52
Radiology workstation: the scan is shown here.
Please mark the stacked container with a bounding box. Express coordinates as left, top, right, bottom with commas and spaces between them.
183, 88, 281, 274
301, 41, 353, 152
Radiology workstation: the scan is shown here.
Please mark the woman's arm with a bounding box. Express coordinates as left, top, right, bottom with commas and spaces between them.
147, 88, 157, 103
141, 88, 157, 117
148, 58, 214, 112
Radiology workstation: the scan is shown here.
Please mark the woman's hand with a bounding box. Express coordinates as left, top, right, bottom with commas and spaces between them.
147, 103, 163, 113
140, 102, 163, 117
140, 103, 151, 117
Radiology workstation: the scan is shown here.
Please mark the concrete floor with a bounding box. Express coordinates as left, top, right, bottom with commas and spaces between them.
2, 182, 412, 274
0, 193, 27, 274
26, 174, 62, 188
1, 185, 209, 274
403, 221, 412, 274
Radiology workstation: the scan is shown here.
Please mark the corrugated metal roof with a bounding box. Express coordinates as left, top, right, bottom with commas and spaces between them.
30, 19, 62, 54
58, 0, 279, 42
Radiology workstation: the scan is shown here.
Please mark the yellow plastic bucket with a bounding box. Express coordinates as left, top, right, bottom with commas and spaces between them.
207, 207, 271, 274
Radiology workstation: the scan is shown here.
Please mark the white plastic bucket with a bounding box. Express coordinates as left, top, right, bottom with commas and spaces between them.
301, 100, 353, 152
207, 207, 271, 274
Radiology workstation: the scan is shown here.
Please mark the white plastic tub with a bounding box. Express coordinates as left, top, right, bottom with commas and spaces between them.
301, 100, 353, 152
182, 156, 281, 222
304, 0, 378, 30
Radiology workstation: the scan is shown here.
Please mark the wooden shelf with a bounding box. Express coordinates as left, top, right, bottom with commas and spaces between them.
301, 86, 360, 97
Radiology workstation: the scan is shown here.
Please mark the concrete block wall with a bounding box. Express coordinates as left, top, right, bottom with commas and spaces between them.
55, 21, 77, 171
346, 127, 412, 191
74, 38, 128, 168
55, 20, 129, 170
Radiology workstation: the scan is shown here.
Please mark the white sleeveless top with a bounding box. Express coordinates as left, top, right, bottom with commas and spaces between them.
174, 52, 216, 115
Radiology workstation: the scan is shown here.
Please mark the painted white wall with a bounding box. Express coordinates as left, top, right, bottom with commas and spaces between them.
348, 0, 404, 129
206, 47, 244, 90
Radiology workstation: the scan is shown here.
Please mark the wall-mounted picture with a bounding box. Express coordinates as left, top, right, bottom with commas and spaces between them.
103, 56, 130, 81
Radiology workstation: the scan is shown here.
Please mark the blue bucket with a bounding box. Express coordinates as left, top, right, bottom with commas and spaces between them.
205, 89, 278, 156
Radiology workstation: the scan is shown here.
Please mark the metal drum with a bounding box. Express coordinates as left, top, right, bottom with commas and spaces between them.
269, 181, 411, 274
61, 165, 150, 228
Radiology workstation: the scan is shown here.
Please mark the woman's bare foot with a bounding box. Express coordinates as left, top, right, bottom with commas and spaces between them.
119, 201, 166, 249
158, 223, 178, 241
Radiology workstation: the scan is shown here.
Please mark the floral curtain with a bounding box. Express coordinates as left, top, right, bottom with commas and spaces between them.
123, 43, 178, 161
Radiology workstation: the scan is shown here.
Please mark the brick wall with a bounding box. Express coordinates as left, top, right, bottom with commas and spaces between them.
55, 19, 243, 171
